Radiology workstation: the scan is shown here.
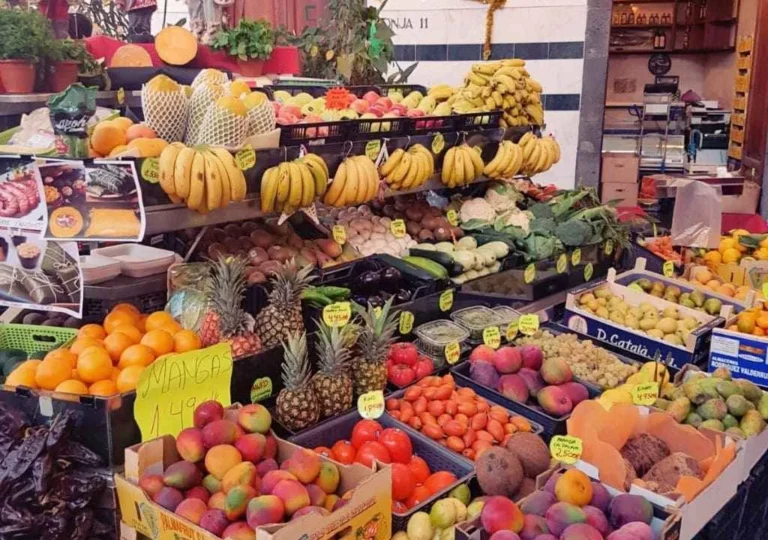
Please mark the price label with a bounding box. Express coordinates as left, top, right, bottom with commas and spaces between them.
357, 390, 385, 420
432, 133, 445, 154
632, 382, 659, 406
556, 253, 567, 274
549, 435, 583, 464
445, 341, 461, 365
332, 225, 347, 245
116, 87, 126, 105
250, 377, 272, 403
663, 261, 675, 278
571, 248, 582, 266
322, 302, 352, 327
483, 326, 501, 349
628, 283, 644, 293
399, 311, 414, 334
604, 240, 614, 256
518, 314, 539, 336
134, 344, 233, 441
446, 209, 459, 226
141, 157, 160, 184
584, 263, 594, 282
439, 289, 454, 312
390, 219, 406, 238
506, 320, 519, 341
235, 146, 256, 170
365, 140, 382, 161
524, 263, 536, 284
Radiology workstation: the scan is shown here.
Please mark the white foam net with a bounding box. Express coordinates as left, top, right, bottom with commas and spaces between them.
141, 85, 189, 142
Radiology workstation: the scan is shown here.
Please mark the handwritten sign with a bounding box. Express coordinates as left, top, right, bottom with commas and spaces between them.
557, 253, 567, 274
584, 263, 594, 282
663, 261, 675, 278
632, 382, 659, 406
399, 311, 414, 334
446, 209, 459, 226
439, 289, 454, 312
571, 248, 582, 266
332, 225, 347, 245
549, 435, 583, 464
604, 240, 614, 256
250, 377, 272, 403
524, 264, 536, 284
518, 314, 539, 336
141, 158, 160, 184
134, 344, 233, 441
432, 133, 445, 154
235, 146, 256, 171
358, 390, 385, 419
323, 302, 352, 328
365, 140, 382, 161
390, 219, 406, 238
445, 341, 461, 365
506, 319, 519, 341
483, 326, 501, 349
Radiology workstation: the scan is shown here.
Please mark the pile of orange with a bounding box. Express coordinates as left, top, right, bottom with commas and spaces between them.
5, 303, 202, 396
729, 308, 768, 338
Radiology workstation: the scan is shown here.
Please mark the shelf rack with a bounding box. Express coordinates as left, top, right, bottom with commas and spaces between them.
729, 35, 753, 164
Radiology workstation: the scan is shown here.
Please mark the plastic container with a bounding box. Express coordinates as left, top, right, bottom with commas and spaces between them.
450, 306, 502, 341
92, 244, 176, 278
493, 305, 522, 338
414, 320, 469, 357
81, 254, 122, 285
0, 323, 76, 356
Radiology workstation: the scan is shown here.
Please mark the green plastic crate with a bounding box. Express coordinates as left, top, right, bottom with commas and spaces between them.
0, 324, 77, 356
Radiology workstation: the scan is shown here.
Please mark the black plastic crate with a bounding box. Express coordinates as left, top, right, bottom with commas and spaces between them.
278, 120, 349, 146
346, 116, 409, 140
375, 84, 428, 97
262, 84, 329, 99
404, 115, 459, 134
455, 110, 503, 131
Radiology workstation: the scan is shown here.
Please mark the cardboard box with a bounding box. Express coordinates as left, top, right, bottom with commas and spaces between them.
709, 323, 768, 388
602, 152, 640, 184
116, 433, 392, 540
722, 181, 760, 215
688, 260, 768, 292
602, 182, 638, 206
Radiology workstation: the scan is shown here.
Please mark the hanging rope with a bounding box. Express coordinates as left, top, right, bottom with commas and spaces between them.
479, 0, 507, 60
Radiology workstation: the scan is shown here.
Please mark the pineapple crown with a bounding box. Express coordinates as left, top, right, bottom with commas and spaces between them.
280, 332, 313, 391
207, 256, 255, 337
316, 319, 355, 376
354, 297, 398, 365
267, 259, 315, 308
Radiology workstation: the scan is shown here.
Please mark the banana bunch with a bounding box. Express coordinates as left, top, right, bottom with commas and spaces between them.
158, 143, 247, 213
260, 153, 329, 214
379, 144, 435, 191
427, 84, 455, 102
440, 144, 484, 188
323, 156, 380, 207
518, 133, 561, 176
483, 140, 524, 179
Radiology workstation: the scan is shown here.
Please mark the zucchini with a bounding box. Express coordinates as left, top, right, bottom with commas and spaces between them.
312, 286, 350, 300
377, 254, 437, 281
301, 290, 334, 307
409, 248, 464, 277
402, 256, 449, 279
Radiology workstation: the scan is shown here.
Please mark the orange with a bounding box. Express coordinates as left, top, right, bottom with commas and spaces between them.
76, 346, 113, 383
70, 337, 103, 355
16, 360, 41, 372
160, 321, 183, 336
754, 327, 766, 337
119, 344, 155, 368
89, 380, 118, 397
78, 323, 106, 340
103, 332, 135, 363
722, 248, 741, 264
44, 348, 77, 368
5, 368, 37, 388
135, 314, 148, 332
35, 358, 72, 390
737, 316, 757, 335
145, 311, 175, 332
55, 379, 88, 395
111, 324, 142, 344
173, 330, 202, 353
71, 368, 82, 381
111, 117, 134, 131
116, 365, 144, 393
111, 367, 121, 382
140, 329, 174, 356
756, 317, 768, 330
104, 311, 138, 334
110, 302, 140, 316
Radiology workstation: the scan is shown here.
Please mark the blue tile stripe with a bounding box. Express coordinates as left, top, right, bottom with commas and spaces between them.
394, 41, 584, 62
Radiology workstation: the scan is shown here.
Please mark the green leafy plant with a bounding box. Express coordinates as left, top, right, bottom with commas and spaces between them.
212, 19, 275, 61
0, 8, 55, 62
48, 39, 101, 76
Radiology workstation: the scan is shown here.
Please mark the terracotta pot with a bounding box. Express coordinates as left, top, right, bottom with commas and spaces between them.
0, 60, 36, 93
50, 60, 80, 93
236, 58, 265, 77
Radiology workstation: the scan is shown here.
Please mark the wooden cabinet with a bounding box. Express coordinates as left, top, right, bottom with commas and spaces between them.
742, 1, 768, 176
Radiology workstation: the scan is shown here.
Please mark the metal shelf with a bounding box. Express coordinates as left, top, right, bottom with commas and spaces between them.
145, 196, 264, 236
83, 272, 167, 301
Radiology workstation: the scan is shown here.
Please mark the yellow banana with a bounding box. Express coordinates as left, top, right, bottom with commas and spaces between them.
297, 162, 315, 207
303, 158, 327, 198
260, 166, 279, 213
324, 162, 347, 206
454, 147, 466, 186
287, 162, 303, 208
483, 142, 506, 177
497, 142, 514, 177
209, 148, 246, 201
186, 151, 206, 211
173, 147, 195, 200
468, 145, 484, 178
340, 157, 359, 206
380, 148, 404, 177
460, 146, 474, 182
501, 58, 526, 67
158, 143, 183, 196
276, 162, 291, 204
206, 151, 231, 208
518, 132, 534, 149
400, 153, 419, 189
472, 62, 501, 75
389, 152, 412, 184
522, 136, 538, 162
302, 153, 329, 179
467, 72, 489, 86
441, 147, 456, 186
495, 67, 522, 80
528, 143, 542, 172
350, 158, 368, 203
201, 152, 222, 210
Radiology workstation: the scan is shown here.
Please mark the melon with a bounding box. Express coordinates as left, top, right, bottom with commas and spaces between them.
155, 26, 198, 66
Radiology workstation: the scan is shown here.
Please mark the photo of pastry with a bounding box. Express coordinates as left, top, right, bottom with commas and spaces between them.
0, 158, 46, 231
41, 160, 145, 242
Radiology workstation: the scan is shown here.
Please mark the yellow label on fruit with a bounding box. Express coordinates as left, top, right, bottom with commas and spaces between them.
483, 326, 501, 349
584, 263, 594, 282
524, 263, 536, 284
357, 390, 385, 420
365, 140, 381, 161
250, 377, 272, 403
439, 289, 454, 312
235, 146, 256, 170
140, 158, 160, 184
556, 254, 567, 274
628, 283, 644, 293
445, 341, 461, 364
632, 382, 659, 406
604, 240, 614, 256
506, 320, 519, 341
663, 261, 675, 278
390, 219, 406, 238
322, 302, 352, 327
571, 248, 582, 266
399, 311, 414, 334
432, 133, 445, 154
550, 435, 583, 464
446, 209, 459, 226
116, 87, 125, 105
332, 225, 347, 245
518, 314, 539, 336
134, 344, 233, 441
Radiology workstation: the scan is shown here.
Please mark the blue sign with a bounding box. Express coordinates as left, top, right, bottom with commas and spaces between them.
709, 328, 768, 388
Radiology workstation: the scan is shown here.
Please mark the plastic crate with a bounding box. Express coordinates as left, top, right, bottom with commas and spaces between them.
346, 116, 409, 140
375, 84, 428, 97
0, 323, 77, 355
455, 110, 503, 131
278, 120, 348, 146
262, 84, 329, 99
404, 115, 459, 134
83, 292, 168, 321
290, 409, 474, 532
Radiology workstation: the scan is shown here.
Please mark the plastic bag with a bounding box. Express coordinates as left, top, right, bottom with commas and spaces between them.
671, 180, 722, 249
48, 84, 97, 159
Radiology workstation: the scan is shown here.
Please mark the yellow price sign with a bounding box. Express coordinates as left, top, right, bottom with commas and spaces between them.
357, 390, 385, 420
584, 263, 594, 282
235, 146, 256, 170
632, 382, 659, 406
556, 253, 567, 274
483, 326, 501, 349
445, 341, 461, 365
663, 261, 675, 278
432, 133, 445, 154
116, 87, 126, 105
506, 320, 519, 341
571, 248, 582, 266
140, 158, 160, 184
134, 344, 233, 441
399, 311, 414, 334
250, 377, 272, 403
439, 289, 454, 312
332, 225, 347, 245
390, 219, 406, 238
518, 314, 539, 336
365, 140, 382, 161
604, 239, 614, 256
524, 263, 536, 284
322, 302, 351, 328
549, 435, 583, 464
446, 209, 459, 226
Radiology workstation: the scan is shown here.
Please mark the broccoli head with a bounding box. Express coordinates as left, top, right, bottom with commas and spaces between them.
555, 220, 592, 246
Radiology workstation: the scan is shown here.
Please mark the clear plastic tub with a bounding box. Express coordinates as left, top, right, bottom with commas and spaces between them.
414, 320, 469, 357
92, 244, 176, 278
493, 306, 522, 337
450, 306, 502, 341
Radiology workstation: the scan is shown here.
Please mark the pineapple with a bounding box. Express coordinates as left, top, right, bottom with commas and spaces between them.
199, 256, 262, 358
311, 321, 356, 418
351, 298, 398, 397
276, 332, 320, 431
254, 260, 314, 349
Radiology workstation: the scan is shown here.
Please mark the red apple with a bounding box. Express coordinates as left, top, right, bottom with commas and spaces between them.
281, 105, 302, 118
351, 99, 370, 114
367, 106, 385, 118
375, 97, 393, 110
346, 94, 356, 106
271, 102, 282, 115
406, 109, 425, 118
390, 104, 408, 115
363, 91, 381, 105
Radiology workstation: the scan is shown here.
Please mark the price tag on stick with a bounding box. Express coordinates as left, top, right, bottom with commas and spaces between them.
365, 140, 382, 161
483, 326, 501, 349
323, 302, 351, 327
235, 146, 256, 170
550, 435, 583, 464
439, 289, 454, 312
518, 314, 539, 336
571, 248, 582, 266
390, 219, 406, 238
632, 382, 659, 406
358, 390, 385, 419
445, 341, 461, 364
250, 377, 272, 403
524, 264, 536, 284
556, 253, 567, 274
663, 261, 675, 278
506, 320, 519, 341
399, 311, 414, 334
332, 225, 347, 245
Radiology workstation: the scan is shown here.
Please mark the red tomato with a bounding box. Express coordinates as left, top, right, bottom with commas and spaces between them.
405, 485, 431, 509
351, 419, 383, 449
355, 441, 391, 467
407, 455, 431, 485
389, 364, 416, 387
330, 440, 356, 464
313, 446, 334, 459
391, 463, 415, 502
378, 427, 413, 464
424, 471, 458, 494
414, 356, 434, 380
392, 501, 408, 514
389, 342, 419, 366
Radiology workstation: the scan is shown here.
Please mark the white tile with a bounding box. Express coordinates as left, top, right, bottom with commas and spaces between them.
371, 0, 586, 12
385, 11, 451, 45
491, 6, 588, 44
526, 59, 585, 95
535, 111, 581, 188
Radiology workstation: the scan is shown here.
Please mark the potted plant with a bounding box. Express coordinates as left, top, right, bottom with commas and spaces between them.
211, 18, 275, 77
48, 40, 97, 93
0, 9, 54, 93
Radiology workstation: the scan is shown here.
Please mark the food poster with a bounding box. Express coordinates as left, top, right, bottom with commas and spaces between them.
0, 157, 46, 231
40, 159, 146, 242
0, 229, 83, 317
